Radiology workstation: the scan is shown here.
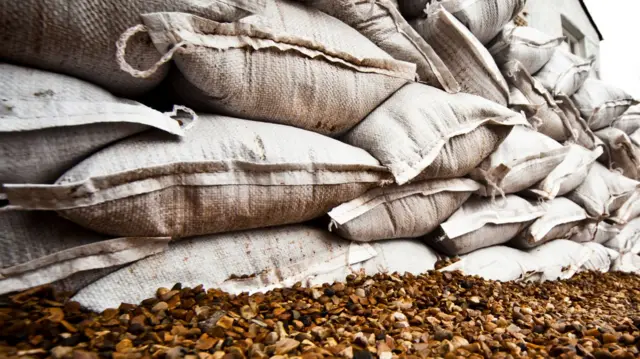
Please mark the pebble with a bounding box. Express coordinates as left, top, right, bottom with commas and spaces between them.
274, 338, 300, 355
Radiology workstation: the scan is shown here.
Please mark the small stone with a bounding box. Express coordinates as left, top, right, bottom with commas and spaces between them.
115, 339, 133, 353
434, 329, 453, 341
311, 289, 323, 300
339, 346, 353, 359
212, 352, 226, 359
51, 346, 73, 359
393, 321, 409, 329
332, 283, 346, 292
355, 288, 366, 298
166, 347, 187, 359
274, 338, 300, 355
241, 306, 256, 320
594, 350, 614, 359
218, 316, 235, 329
603, 333, 618, 344
265, 332, 279, 345
311, 326, 331, 340
392, 312, 407, 322
152, 301, 169, 312
619, 333, 635, 345
196, 335, 218, 351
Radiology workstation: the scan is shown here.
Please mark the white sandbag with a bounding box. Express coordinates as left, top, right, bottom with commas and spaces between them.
440, 246, 537, 282
524, 144, 603, 200
341, 83, 527, 185
581, 242, 618, 273
534, 49, 595, 97
3, 116, 388, 238
594, 127, 640, 180
328, 178, 480, 241
131, 1, 415, 136
510, 198, 588, 249
0, 209, 170, 295
610, 191, 640, 225
572, 79, 638, 131
72, 225, 378, 312
555, 94, 599, 150
604, 217, 640, 255
567, 163, 640, 218
410, 6, 509, 105
0, 64, 186, 185
611, 105, 640, 135
470, 126, 569, 196
305, 0, 459, 91
427, 195, 545, 255
568, 221, 620, 245
502, 60, 573, 142
344, 239, 441, 277
489, 23, 565, 75
526, 240, 593, 282
0, 0, 263, 96
612, 252, 640, 274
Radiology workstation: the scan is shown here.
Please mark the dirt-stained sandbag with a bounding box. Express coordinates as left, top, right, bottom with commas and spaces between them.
612, 105, 640, 135
581, 242, 618, 273
572, 79, 638, 131
510, 198, 588, 249
304, 0, 459, 91
131, 0, 415, 136
610, 191, 640, 225
3, 116, 388, 238
341, 83, 527, 185
426, 195, 545, 256
0, 64, 186, 185
595, 127, 640, 180
0, 0, 264, 96
470, 126, 569, 197
604, 217, 640, 255
0, 209, 170, 296
534, 49, 595, 97
328, 178, 480, 242
555, 94, 599, 150
567, 163, 640, 219
569, 220, 621, 244
410, 6, 509, 105
489, 23, 565, 75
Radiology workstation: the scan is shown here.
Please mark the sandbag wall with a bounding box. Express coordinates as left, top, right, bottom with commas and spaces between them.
1, 0, 639, 309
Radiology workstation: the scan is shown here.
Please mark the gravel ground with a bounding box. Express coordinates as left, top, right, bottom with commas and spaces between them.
1, 270, 639, 359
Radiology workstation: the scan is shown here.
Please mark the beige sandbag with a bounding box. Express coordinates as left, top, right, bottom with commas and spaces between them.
604, 217, 640, 255
128, 1, 415, 136
328, 178, 480, 242
489, 23, 565, 75
0, 209, 170, 295
470, 126, 570, 197
305, 0, 459, 91
341, 83, 527, 185
581, 242, 618, 273
611, 105, 640, 135
610, 191, 640, 225
567, 163, 640, 219
572, 79, 638, 131
0, 0, 263, 96
534, 49, 595, 97
612, 252, 640, 274
410, 6, 509, 105
594, 127, 640, 179
554, 94, 599, 150
427, 195, 545, 255
503, 60, 573, 142
510, 198, 588, 249
3, 116, 388, 238
524, 144, 603, 200
568, 220, 620, 244
0, 64, 186, 185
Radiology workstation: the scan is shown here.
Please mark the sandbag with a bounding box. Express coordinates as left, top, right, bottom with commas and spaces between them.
489, 23, 565, 75
72, 225, 379, 312
594, 127, 640, 179
534, 49, 595, 97
524, 144, 603, 200
567, 163, 640, 218
304, 0, 459, 91
410, 6, 509, 105
3, 116, 388, 238
612, 252, 640, 274
341, 83, 527, 185
604, 217, 640, 255
133, 1, 415, 136
611, 105, 640, 135
525, 240, 594, 282
568, 221, 620, 244
581, 242, 618, 273
554, 94, 599, 150
0, 209, 170, 296
470, 126, 570, 196
426, 195, 545, 255
503, 60, 573, 142
328, 178, 480, 241
440, 246, 536, 282
610, 191, 640, 225
510, 198, 588, 249
572, 79, 638, 131
0, 64, 186, 185
0, 0, 263, 96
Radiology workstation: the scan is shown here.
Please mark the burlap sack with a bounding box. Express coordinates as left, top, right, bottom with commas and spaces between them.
502, 60, 573, 142
510, 198, 588, 249
4, 116, 388, 238
526, 240, 594, 282
610, 191, 640, 225
71, 225, 378, 311
305, 0, 459, 91
595, 127, 640, 180
427, 195, 545, 256
489, 23, 565, 75
0, 209, 170, 295
554, 94, 599, 150
534, 49, 595, 97
410, 6, 509, 105
572, 79, 639, 131
568, 221, 620, 244
440, 246, 537, 282
130, 0, 415, 136
341, 83, 527, 185
612, 253, 640, 274
328, 178, 480, 242
524, 144, 603, 200
470, 126, 570, 197
567, 163, 640, 218
581, 242, 619, 273
604, 217, 640, 255
0, 0, 263, 96
0, 64, 186, 185
612, 105, 640, 135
